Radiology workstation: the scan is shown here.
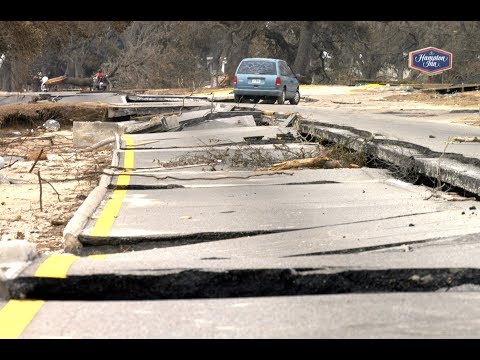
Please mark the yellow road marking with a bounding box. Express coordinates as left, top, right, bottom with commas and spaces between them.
0, 253, 81, 338
0, 133, 131, 337
0, 300, 44, 339
34, 254, 79, 278
88, 189, 128, 236
90, 134, 134, 237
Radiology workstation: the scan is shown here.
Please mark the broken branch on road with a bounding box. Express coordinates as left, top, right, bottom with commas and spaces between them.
103, 170, 294, 181
451, 136, 480, 143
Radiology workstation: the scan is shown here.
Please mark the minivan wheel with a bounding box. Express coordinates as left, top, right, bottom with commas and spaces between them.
277, 89, 285, 104
290, 90, 300, 105
234, 94, 242, 103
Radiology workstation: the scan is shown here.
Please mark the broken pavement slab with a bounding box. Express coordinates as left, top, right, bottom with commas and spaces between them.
181, 115, 256, 130
116, 126, 289, 149
107, 101, 211, 119
73, 121, 128, 148
298, 120, 480, 197
78, 169, 480, 247
72, 107, 268, 148
126, 94, 211, 102
125, 92, 235, 103
0, 240, 37, 266
73, 117, 183, 148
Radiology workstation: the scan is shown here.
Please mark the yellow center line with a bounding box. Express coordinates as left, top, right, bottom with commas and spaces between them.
0, 300, 44, 339
34, 254, 79, 278
0, 253, 80, 338
0, 134, 131, 338
90, 133, 134, 237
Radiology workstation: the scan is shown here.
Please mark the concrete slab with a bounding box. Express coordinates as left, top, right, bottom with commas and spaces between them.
73, 121, 126, 148
181, 115, 256, 130
126, 94, 210, 102
107, 102, 211, 119
66, 207, 480, 272
0, 240, 37, 263
79, 170, 472, 244
118, 126, 292, 149
0, 240, 37, 297
15, 292, 480, 338
298, 120, 480, 196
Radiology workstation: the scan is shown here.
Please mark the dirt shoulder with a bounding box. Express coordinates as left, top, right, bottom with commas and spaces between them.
0, 101, 109, 129
0, 127, 112, 254
300, 84, 480, 110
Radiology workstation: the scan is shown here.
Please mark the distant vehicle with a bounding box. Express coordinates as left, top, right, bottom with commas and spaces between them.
92, 75, 108, 91
233, 58, 300, 105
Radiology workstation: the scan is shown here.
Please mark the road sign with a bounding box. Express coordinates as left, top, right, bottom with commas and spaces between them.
408, 47, 453, 75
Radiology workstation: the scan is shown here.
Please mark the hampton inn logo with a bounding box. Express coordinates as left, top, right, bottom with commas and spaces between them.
408, 47, 452, 74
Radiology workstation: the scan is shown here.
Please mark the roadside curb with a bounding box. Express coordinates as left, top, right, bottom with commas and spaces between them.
62, 182, 109, 254
63, 143, 119, 254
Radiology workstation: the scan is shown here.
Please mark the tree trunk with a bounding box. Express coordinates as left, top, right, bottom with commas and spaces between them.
222, 21, 258, 81
4, 61, 22, 92
225, 40, 251, 79
292, 21, 314, 77
64, 77, 92, 87
74, 58, 80, 78
0, 63, 11, 91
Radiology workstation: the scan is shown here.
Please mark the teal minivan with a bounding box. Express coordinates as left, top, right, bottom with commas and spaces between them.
233, 58, 300, 105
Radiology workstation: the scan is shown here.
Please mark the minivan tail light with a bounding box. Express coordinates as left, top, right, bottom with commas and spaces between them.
275, 77, 281, 86
233, 76, 238, 85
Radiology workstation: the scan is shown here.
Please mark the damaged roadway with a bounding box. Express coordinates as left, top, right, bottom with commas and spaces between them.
4, 87, 480, 338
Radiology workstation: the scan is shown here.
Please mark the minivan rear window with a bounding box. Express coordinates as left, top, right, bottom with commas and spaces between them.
237, 60, 276, 75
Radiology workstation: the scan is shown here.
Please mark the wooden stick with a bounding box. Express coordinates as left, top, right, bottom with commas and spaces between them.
77, 137, 115, 152
29, 148, 44, 173
41, 177, 61, 202
37, 170, 43, 211
1, 159, 19, 168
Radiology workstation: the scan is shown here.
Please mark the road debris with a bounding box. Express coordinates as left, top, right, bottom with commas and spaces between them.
257, 156, 342, 171
451, 136, 480, 143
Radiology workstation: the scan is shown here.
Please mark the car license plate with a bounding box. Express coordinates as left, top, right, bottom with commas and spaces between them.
251, 79, 261, 84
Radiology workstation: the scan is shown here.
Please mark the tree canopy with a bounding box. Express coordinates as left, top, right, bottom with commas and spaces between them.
1, 21, 478, 91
